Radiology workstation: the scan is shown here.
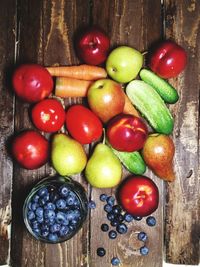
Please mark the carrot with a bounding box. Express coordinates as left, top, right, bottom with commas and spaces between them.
123, 92, 140, 117
46, 64, 107, 81
55, 77, 93, 98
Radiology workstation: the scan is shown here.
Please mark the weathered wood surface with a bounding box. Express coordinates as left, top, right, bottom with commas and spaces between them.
0, 0, 199, 267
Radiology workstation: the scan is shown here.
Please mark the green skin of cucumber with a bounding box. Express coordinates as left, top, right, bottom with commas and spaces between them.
126, 80, 174, 135
140, 69, 179, 104
107, 141, 146, 175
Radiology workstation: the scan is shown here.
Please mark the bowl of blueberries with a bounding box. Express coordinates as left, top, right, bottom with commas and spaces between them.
23, 175, 88, 243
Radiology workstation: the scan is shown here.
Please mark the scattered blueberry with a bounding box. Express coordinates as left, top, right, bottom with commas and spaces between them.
106, 196, 115, 206
97, 247, 106, 257
115, 214, 124, 223
133, 215, 143, 221
140, 245, 149, 255
146, 216, 156, 226
107, 212, 115, 221
101, 223, 109, 232
104, 204, 112, 213
137, 231, 148, 242
56, 199, 67, 209
124, 213, 134, 223
112, 205, 122, 215
116, 223, 127, 234
108, 230, 117, 239
111, 257, 120, 266
100, 194, 108, 202
110, 219, 119, 227
88, 200, 96, 209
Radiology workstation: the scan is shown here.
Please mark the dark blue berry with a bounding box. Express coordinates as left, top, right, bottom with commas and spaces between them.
59, 225, 69, 236
56, 199, 67, 209
59, 185, 69, 197
32, 220, 40, 229
42, 194, 50, 203
99, 194, 108, 202
97, 247, 106, 257
33, 228, 41, 236
133, 215, 142, 221
44, 209, 56, 220
35, 207, 44, 217
27, 210, 35, 221
66, 192, 77, 205
137, 231, 148, 242
45, 202, 56, 210
31, 202, 38, 211
106, 196, 115, 206
49, 192, 59, 203
38, 187, 48, 197
41, 224, 49, 232
50, 223, 61, 233
112, 205, 122, 214
110, 219, 119, 227
146, 216, 156, 226
108, 230, 117, 239
32, 194, 40, 203
107, 212, 115, 221
56, 211, 67, 224
140, 245, 149, 255
124, 213, 134, 222
48, 233, 59, 242
104, 204, 112, 213
111, 257, 120, 266
69, 224, 76, 232
101, 223, 109, 232
116, 223, 128, 234
36, 216, 44, 223
88, 200, 96, 209
115, 214, 124, 223
41, 230, 49, 238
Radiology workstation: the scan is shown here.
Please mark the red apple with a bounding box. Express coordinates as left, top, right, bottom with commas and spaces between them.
148, 40, 187, 79
87, 79, 125, 123
106, 114, 148, 152
118, 175, 159, 217
75, 26, 110, 65
11, 130, 49, 169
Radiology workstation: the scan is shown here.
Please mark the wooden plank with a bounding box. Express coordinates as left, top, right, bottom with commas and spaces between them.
89, 1, 164, 267
164, 0, 200, 265
0, 0, 16, 265
10, 1, 90, 267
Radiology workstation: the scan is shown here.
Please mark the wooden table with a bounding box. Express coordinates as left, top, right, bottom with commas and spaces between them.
0, 1, 199, 266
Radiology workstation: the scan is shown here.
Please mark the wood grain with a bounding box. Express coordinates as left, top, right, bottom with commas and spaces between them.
0, 0, 16, 265
164, 0, 200, 265
89, 1, 164, 267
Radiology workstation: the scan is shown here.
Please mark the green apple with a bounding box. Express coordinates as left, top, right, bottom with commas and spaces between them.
87, 78, 125, 123
106, 46, 143, 83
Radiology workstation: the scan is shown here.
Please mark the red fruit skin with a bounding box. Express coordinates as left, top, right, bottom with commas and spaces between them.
12, 64, 53, 103
106, 114, 148, 152
148, 40, 187, 79
66, 104, 103, 144
31, 99, 65, 133
118, 176, 159, 217
75, 27, 110, 65
11, 130, 49, 169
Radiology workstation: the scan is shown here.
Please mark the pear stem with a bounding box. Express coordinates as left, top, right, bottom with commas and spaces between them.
102, 128, 106, 145
142, 51, 148, 56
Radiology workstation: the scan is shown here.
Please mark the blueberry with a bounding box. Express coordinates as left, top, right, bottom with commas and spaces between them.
50, 223, 61, 233
32, 194, 40, 203
115, 214, 124, 223
69, 224, 76, 232
35, 207, 44, 217
137, 231, 148, 242
73, 210, 81, 219
101, 223, 109, 232
110, 219, 119, 227
36, 216, 44, 223
99, 194, 108, 202
112, 205, 122, 215
97, 247, 106, 257
32, 220, 40, 229
59, 185, 69, 197
111, 257, 120, 266
106, 196, 115, 206
71, 219, 78, 225
49, 192, 59, 203
45, 217, 55, 226
107, 212, 115, 221
116, 223, 128, 234
65, 210, 77, 221
41, 230, 49, 238
44, 209, 56, 220
59, 225, 69, 236
108, 230, 117, 239
27, 210, 35, 221
56, 199, 67, 209
65, 195, 75, 206
28, 202, 32, 210
56, 211, 68, 224
124, 213, 134, 223
88, 200, 96, 209
41, 224, 49, 232
33, 228, 41, 236
140, 245, 149, 255
42, 194, 50, 203
38, 187, 48, 197
146, 216, 156, 227
48, 233, 59, 242
104, 204, 112, 213
133, 215, 142, 221
31, 202, 38, 211
45, 202, 56, 210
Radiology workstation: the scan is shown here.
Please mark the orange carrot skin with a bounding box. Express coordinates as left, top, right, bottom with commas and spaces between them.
46, 64, 107, 81
55, 77, 92, 98
123, 92, 140, 117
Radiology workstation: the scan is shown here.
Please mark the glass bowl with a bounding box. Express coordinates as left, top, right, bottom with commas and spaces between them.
23, 175, 88, 243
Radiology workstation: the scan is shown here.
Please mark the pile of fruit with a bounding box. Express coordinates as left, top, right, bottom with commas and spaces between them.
10, 25, 187, 258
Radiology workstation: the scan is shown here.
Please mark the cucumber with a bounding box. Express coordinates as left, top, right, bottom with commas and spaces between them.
108, 144, 146, 175
140, 69, 179, 104
126, 80, 174, 134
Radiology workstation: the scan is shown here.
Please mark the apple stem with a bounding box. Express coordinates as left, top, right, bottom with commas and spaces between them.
102, 128, 106, 145
142, 51, 148, 56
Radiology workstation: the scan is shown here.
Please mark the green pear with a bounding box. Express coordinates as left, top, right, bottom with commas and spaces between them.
85, 143, 122, 188
51, 133, 87, 176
